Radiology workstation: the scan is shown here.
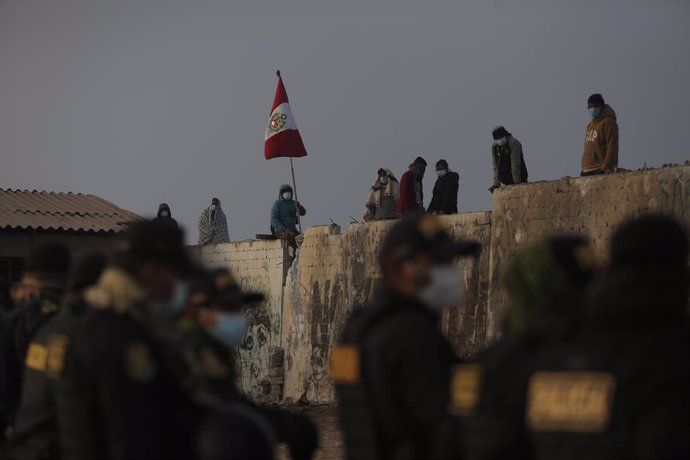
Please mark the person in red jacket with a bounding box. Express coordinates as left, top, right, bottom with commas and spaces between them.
396, 157, 427, 216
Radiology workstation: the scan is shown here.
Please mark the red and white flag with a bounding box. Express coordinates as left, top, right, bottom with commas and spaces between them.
264, 72, 308, 160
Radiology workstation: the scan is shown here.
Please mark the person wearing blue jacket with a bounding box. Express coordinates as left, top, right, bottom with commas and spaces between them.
271, 184, 306, 249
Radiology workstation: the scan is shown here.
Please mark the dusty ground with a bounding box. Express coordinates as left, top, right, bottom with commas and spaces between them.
276, 404, 344, 460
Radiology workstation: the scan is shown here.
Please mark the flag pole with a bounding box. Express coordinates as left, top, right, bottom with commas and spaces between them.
289, 157, 302, 234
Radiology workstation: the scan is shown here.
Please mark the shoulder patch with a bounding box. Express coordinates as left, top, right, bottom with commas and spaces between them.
330, 345, 360, 384
125, 342, 157, 382
26, 342, 48, 372
46, 334, 70, 379
201, 348, 230, 378
450, 364, 483, 416
526, 371, 616, 433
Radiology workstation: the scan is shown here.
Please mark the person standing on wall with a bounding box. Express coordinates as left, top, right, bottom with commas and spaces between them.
581, 93, 619, 176
153, 203, 178, 228
364, 168, 399, 221
489, 126, 528, 193
396, 157, 427, 215
427, 160, 459, 215
198, 197, 230, 245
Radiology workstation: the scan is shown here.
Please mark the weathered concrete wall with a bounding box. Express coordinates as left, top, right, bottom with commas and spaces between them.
281, 213, 492, 403
188, 239, 290, 398
487, 166, 690, 339
189, 166, 690, 403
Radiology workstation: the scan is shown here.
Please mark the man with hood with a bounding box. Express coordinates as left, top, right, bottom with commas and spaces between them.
525, 215, 689, 459
427, 160, 459, 215
271, 184, 306, 249
153, 203, 178, 228
581, 93, 619, 176
489, 126, 528, 193
458, 235, 596, 459
396, 157, 427, 216
198, 197, 230, 245
364, 168, 399, 221
334, 214, 480, 460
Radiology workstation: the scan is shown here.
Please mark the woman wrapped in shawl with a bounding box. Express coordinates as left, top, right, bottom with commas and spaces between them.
198, 197, 230, 245
363, 168, 399, 222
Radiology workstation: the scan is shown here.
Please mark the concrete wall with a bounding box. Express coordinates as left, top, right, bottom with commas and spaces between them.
188, 239, 290, 398
190, 166, 690, 403
486, 166, 690, 339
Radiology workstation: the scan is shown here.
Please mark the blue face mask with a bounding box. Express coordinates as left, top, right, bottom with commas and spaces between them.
436, 170, 447, 178
166, 282, 188, 316
496, 137, 508, 147
207, 313, 248, 347
588, 107, 602, 118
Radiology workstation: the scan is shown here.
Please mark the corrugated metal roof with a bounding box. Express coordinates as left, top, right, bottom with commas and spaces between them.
0, 189, 141, 233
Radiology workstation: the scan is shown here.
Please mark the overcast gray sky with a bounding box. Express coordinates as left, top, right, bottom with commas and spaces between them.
1, 0, 688, 242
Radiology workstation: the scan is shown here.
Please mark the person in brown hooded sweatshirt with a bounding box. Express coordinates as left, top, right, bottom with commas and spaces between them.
581, 93, 619, 176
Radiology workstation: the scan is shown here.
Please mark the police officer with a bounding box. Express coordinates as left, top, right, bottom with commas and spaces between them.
0, 242, 70, 444
54, 222, 195, 459
458, 235, 596, 460
333, 214, 480, 460
174, 268, 318, 460
525, 215, 689, 459
6, 253, 106, 460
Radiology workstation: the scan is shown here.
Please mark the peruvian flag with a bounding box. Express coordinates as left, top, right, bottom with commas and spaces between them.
264, 71, 308, 159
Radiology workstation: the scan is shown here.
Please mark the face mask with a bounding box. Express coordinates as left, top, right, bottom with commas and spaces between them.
282, 192, 292, 200
419, 265, 466, 312
380, 177, 389, 185
166, 282, 188, 316
160, 210, 169, 218
210, 204, 217, 211
436, 170, 447, 178
496, 137, 508, 147
588, 107, 602, 118
206, 313, 248, 347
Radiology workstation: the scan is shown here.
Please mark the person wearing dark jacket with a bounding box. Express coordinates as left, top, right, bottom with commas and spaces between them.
526, 215, 689, 460
334, 214, 480, 460
396, 157, 427, 215
271, 184, 306, 249
0, 242, 70, 444
489, 126, 528, 193
459, 235, 596, 460
427, 160, 459, 215
581, 93, 619, 176
152, 203, 178, 228
54, 222, 195, 460
6, 253, 107, 460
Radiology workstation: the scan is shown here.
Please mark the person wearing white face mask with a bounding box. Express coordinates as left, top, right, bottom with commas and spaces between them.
333, 214, 480, 460
489, 126, 528, 194
270, 184, 306, 249
427, 159, 460, 215
153, 203, 178, 228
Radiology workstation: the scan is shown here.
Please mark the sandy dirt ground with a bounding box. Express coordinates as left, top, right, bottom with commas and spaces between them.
276, 404, 343, 460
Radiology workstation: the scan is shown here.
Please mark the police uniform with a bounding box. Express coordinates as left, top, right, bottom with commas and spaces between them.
524, 216, 690, 460
177, 269, 318, 460
6, 299, 83, 460
333, 215, 480, 460
458, 236, 596, 460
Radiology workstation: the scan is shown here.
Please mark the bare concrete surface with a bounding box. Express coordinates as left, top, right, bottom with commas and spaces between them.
276, 404, 344, 460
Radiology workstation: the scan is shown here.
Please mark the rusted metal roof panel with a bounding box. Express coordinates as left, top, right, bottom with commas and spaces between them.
0, 189, 141, 233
